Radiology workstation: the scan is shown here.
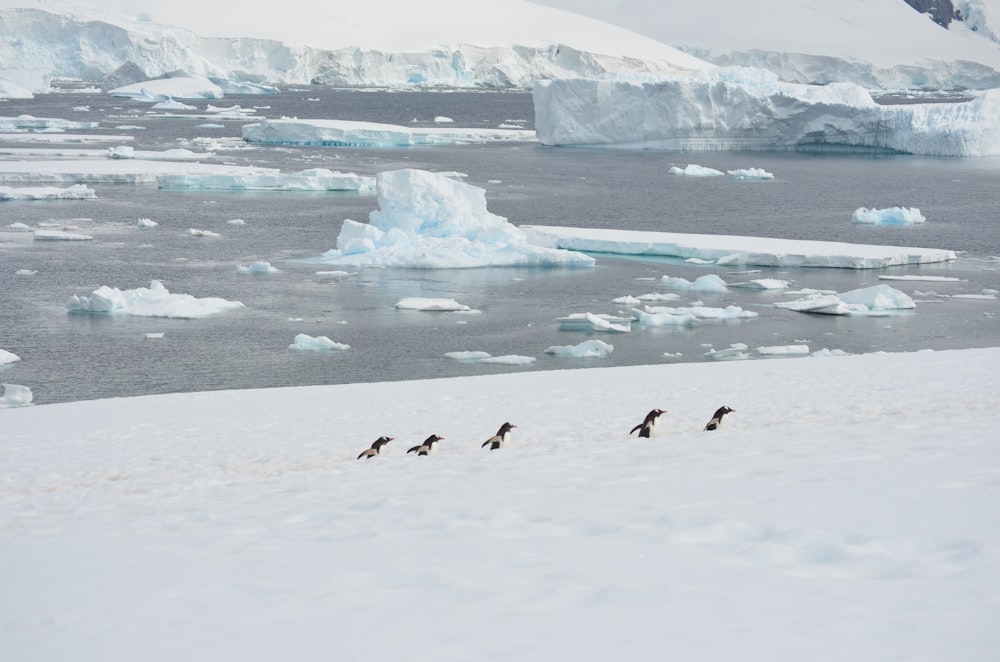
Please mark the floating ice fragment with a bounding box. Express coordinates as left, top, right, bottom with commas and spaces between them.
730, 278, 790, 290
137, 218, 158, 228
661, 274, 729, 293
757, 344, 810, 355
0, 383, 33, 407
669, 164, 724, 176
0, 184, 96, 200
67, 280, 243, 319
776, 284, 915, 316
544, 339, 614, 358
289, 334, 350, 352
852, 207, 926, 225
237, 261, 281, 275
396, 297, 471, 312
444, 351, 493, 361
728, 168, 774, 180
188, 228, 221, 237
477, 355, 536, 365
0, 349, 21, 365
704, 344, 751, 360
556, 313, 632, 333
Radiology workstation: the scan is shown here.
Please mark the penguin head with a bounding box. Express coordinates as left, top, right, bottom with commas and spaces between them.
425, 434, 444, 444
497, 422, 517, 434
375, 435, 394, 444
714, 406, 734, 418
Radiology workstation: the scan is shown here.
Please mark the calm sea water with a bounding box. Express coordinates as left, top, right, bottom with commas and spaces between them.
2, 89, 998, 404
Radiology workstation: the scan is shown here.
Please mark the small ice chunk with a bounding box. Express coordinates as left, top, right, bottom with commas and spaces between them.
852, 207, 926, 225
289, 334, 350, 351
444, 351, 493, 361
0, 383, 33, 407
396, 297, 471, 312
237, 261, 281, 275
544, 339, 614, 358
669, 164, 724, 176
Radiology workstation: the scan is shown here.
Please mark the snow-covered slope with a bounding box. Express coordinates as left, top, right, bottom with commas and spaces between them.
538, 0, 1000, 89
0, 0, 709, 90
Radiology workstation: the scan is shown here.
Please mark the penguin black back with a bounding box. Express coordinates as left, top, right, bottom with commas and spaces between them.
408, 434, 444, 455
483, 422, 517, 450
630, 408, 665, 438
704, 406, 734, 431
357, 435, 394, 460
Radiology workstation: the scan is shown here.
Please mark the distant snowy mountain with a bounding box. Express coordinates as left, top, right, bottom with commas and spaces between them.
537, 0, 1000, 90
1, 0, 998, 91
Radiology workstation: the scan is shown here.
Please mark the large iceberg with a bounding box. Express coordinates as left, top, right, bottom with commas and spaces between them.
307, 169, 595, 268
523, 225, 956, 269
533, 68, 1000, 157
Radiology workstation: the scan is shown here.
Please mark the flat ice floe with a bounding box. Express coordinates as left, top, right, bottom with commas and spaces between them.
544, 339, 614, 358
67, 280, 244, 319
289, 334, 350, 352
775, 284, 915, 316
852, 206, 926, 224
523, 226, 955, 269
306, 169, 594, 268
242, 118, 536, 147
0, 159, 373, 191
0, 184, 95, 200
108, 77, 225, 101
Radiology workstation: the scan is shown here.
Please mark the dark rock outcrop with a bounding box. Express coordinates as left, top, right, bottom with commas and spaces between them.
903, 0, 963, 28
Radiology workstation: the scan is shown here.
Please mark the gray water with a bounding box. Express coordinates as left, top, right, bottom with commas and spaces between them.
1, 88, 998, 404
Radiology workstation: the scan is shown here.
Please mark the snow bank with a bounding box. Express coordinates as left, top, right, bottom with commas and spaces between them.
852, 206, 927, 225
307, 169, 595, 269
242, 119, 535, 147
66, 280, 244, 319
533, 69, 1000, 157
523, 225, 956, 269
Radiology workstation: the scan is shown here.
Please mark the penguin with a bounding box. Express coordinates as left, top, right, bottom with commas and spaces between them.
703, 406, 734, 431
482, 422, 517, 450
629, 408, 666, 438
357, 435, 394, 460
407, 434, 444, 456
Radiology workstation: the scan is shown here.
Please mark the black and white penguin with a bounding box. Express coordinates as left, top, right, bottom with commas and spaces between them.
629, 408, 666, 438
482, 422, 517, 450
357, 435, 394, 460
703, 406, 735, 431
407, 434, 444, 456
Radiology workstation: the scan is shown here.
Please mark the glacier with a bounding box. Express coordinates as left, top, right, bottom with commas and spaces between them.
303, 169, 595, 269
533, 68, 1000, 157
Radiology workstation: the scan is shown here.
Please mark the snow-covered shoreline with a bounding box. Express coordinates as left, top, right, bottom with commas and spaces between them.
4, 346, 999, 660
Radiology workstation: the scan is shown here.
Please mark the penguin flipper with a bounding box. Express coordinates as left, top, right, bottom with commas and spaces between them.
406, 445, 419, 454
629, 423, 643, 436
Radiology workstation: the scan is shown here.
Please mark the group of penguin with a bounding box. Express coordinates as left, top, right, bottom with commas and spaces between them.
356, 408, 735, 460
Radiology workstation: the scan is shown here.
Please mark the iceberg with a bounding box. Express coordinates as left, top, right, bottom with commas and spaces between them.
555, 312, 632, 333
307, 169, 595, 269
67, 280, 244, 319
661, 274, 729, 293
851, 207, 926, 225
237, 262, 281, 275
544, 339, 614, 358
109, 77, 224, 101
0, 349, 20, 365
668, 164, 723, 177
704, 343, 752, 360
444, 351, 493, 361
776, 284, 915, 316
289, 334, 349, 352
242, 119, 535, 147
728, 168, 774, 180
757, 344, 811, 356
533, 69, 1000, 157
0, 383, 33, 407
522, 226, 955, 269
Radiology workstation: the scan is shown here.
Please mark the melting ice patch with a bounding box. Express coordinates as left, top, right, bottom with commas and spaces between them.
852, 207, 926, 225
67, 280, 244, 319
307, 169, 594, 268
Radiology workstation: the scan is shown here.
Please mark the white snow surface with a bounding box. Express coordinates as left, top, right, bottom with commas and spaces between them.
4, 347, 999, 660
66, 279, 244, 319
523, 225, 956, 269
310, 169, 595, 269
533, 69, 1000, 156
